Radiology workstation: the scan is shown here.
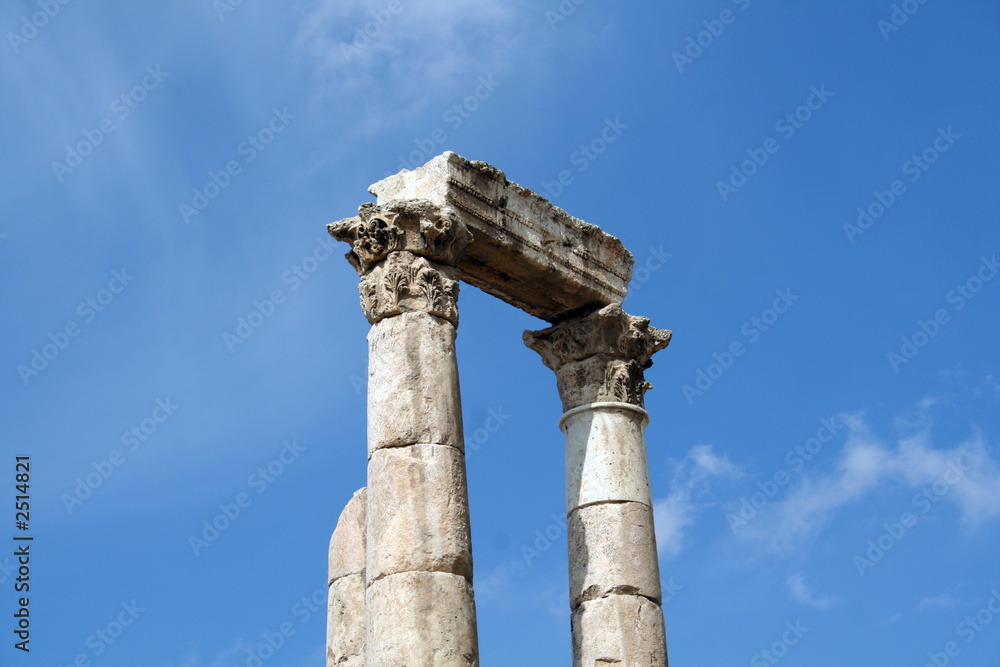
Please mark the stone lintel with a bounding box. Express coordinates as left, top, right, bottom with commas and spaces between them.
366, 151, 634, 322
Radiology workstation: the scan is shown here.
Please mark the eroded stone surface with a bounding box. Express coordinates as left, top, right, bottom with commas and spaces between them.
527, 303, 671, 666
367, 444, 473, 583
358, 251, 462, 326
367, 311, 464, 453
525, 304, 671, 410
525, 303, 671, 371
329, 199, 471, 276
571, 595, 668, 667
568, 502, 661, 609
327, 573, 366, 667
328, 489, 367, 667
367, 152, 633, 322
326, 153, 671, 666
367, 571, 479, 666
563, 406, 653, 510
329, 488, 367, 584
551, 355, 649, 412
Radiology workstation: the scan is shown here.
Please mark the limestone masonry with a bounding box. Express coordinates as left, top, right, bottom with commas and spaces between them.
366, 151, 634, 321
326, 152, 671, 666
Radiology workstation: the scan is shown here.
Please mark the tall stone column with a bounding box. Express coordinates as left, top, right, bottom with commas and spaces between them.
330, 200, 479, 666
525, 305, 672, 667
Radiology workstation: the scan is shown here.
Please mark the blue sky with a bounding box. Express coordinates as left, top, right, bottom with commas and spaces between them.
2, 0, 999, 665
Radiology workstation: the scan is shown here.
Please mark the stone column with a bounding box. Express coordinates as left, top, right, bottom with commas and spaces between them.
329, 200, 479, 667
525, 305, 672, 667
328, 488, 366, 666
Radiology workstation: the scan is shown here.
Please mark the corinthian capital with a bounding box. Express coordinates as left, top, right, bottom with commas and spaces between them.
524, 305, 671, 410
328, 199, 471, 275
357, 251, 461, 326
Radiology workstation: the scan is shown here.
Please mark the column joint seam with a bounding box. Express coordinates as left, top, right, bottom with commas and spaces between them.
567, 499, 653, 516
559, 401, 650, 431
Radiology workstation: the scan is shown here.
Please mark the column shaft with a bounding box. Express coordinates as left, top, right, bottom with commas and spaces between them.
365, 308, 477, 666
329, 201, 478, 667
563, 404, 665, 666
525, 305, 672, 667
328, 488, 367, 667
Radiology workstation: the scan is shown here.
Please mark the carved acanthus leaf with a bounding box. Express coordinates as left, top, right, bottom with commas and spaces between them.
601, 359, 653, 405
357, 251, 461, 326
525, 304, 669, 409
524, 304, 671, 372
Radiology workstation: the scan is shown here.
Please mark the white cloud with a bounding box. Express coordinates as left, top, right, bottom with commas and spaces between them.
918, 396, 942, 410
740, 412, 1000, 552
474, 558, 527, 605
917, 593, 960, 613
893, 430, 1000, 529
536, 587, 568, 619
741, 413, 889, 550
209, 642, 248, 667
938, 366, 1000, 402
786, 573, 837, 610
296, 0, 529, 136
653, 494, 695, 558
653, 445, 741, 558
168, 652, 200, 667
978, 374, 1000, 401
895, 397, 940, 432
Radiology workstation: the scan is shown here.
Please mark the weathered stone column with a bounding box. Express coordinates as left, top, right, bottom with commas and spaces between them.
328, 488, 366, 666
525, 305, 672, 667
330, 200, 478, 666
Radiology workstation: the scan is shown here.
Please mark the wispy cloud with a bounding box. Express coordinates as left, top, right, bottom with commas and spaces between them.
653, 444, 741, 558
474, 558, 528, 605
786, 573, 837, 610
939, 366, 1000, 402
978, 374, 1000, 401
895, 396, 940, 432
536, 587, 567, 619
917, 593, 960, 613
738, 411, 1000, 552
168, 651, 200, 667
201, 639, 253, 667
295, 0, 528, 136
